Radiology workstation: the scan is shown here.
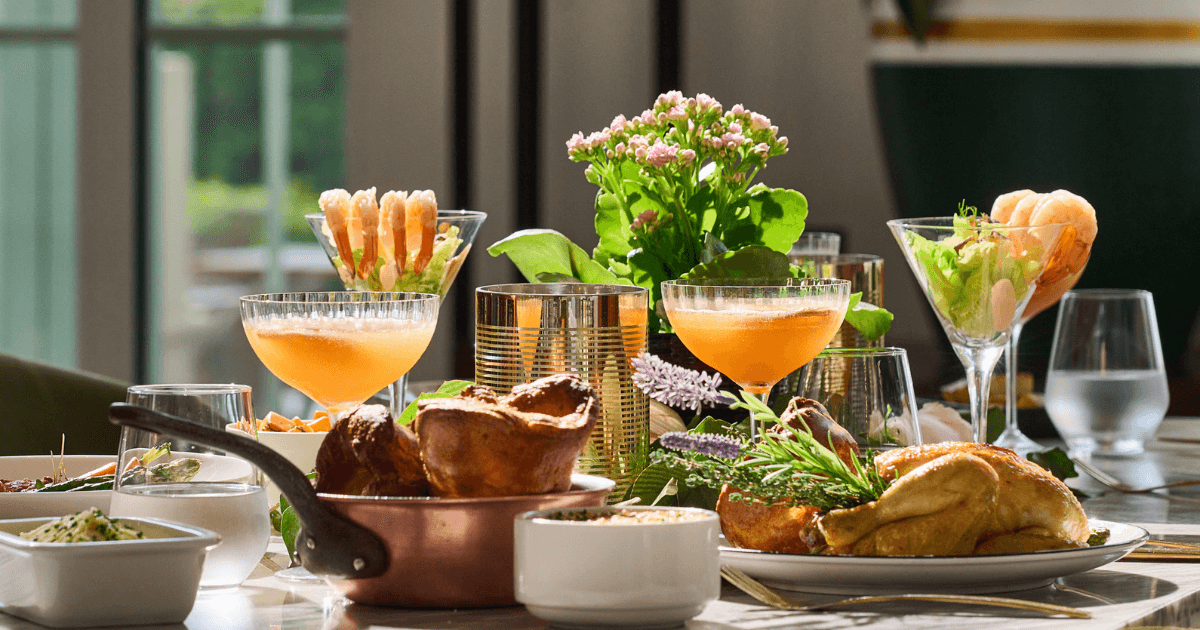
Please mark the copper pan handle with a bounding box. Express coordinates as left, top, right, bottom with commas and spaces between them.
108, 402, 387, 579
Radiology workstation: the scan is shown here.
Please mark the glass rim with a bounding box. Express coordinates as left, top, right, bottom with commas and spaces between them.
127, 383, 251, 395
660, 277, 851, 289
305, 209, 487, 220
476, 283, 647, 297
239, 291, 440, 305
815, 346, 908, 359
886, 217, 1070, 230
1063, 288, 1152, 300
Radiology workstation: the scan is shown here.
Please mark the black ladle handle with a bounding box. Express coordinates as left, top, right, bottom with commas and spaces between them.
108, 402, 387, 579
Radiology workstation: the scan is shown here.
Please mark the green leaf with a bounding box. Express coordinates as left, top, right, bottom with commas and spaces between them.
679, 245, 797, 280
281, 504, 301, 563
623, 463, 681, 507
397, 379, 475, 426
718, 187, 807, 252
535, 273, 580, 283
844, 299, 894, 342
1027, 447, 1078, 481
487, 229, 619, 284
593, 191, 636, 267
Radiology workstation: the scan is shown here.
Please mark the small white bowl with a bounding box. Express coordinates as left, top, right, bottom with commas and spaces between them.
0, 515, 219, 627
515, 506, 720, 629
0, 456, 115, 519
225, 425, 326, 497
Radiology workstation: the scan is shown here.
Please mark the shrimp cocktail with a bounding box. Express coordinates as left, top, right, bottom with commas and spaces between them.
888, 210, 1068, 444
241, 292, 439, 419
987, 189, 1098, 453
660, 278, 852, 436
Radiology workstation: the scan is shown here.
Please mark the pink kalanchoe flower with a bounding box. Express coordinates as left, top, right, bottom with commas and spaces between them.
656, 90, 684, 109
614, 142, 627, 155
566, 131, 586, 153
730, 103, 747, 116
666, 105, 688, 121
769, 125, 779, 135
585, 130, 609, 148
749, 112, 771, 131
709, 137, 724, 149
778, 136, 789, 148
610, 114, 628, 134
629, 135, 650, 151
645, 141, 679, 167
721, 132, 746, 148
635, 146, 648, 160
680, 149, 697, 165
631, 209, 658, 231
754, 142, 770, 157
695, 93, 721, 114
728, 122, 743, 134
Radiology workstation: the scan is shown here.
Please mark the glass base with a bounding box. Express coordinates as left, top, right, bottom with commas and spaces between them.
992, 426, 1044, 456
274, 566, 324, 582
1067, 437, 1146, 458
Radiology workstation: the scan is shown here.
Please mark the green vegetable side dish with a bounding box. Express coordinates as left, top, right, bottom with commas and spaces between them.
20, 508, 143, 543
33, 443, 201, 493
905, 215, 1043, 338
325, 223, 464, 296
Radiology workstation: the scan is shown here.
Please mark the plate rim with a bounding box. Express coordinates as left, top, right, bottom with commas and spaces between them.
719, 518, 1148, 565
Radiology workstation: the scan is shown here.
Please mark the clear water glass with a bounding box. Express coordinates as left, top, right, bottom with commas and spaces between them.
113, 384, 271, 590
1045, 290, 1169, 457
794, 347, 922, 449
789, 231, 841, 256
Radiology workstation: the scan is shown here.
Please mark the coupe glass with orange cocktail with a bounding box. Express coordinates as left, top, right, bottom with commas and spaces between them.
660, 278, 851, 437
240, 292, 439, 419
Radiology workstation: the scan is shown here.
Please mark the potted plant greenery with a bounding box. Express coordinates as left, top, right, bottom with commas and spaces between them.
488, 91, 891, 339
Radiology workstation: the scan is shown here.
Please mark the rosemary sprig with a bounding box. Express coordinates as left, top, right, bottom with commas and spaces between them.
652, 391, 891, 512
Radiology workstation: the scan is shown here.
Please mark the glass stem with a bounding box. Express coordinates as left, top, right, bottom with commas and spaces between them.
389, 373, 410, 421
954, 344, 1006, 444
751, 391, 770, 440
1004, 322, 1024, 437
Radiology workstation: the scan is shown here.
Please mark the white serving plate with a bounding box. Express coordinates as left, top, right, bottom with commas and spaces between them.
0, 456, 115, 519
720, 519, 1148, 595
0, 515, 219, 627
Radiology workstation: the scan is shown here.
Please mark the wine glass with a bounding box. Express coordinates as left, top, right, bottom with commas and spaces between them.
1045, 289, 1169, 457
794, 347, 922, 449
888, 217, 1066, 444
307, 209, 486, 417
113, 384, 269, 591
659, 277, 852, 437
240, 292, 439, 420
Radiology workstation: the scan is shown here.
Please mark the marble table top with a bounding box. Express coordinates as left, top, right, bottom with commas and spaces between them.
7, 421, 1200, 629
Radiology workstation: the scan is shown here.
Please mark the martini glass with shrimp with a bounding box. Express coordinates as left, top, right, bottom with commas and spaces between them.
306, 188, 486, 418
660, 278, 851, 437
987, 189, 1098, 454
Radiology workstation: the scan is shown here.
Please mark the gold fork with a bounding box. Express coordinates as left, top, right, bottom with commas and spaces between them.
1072, 458, 1200, 493
720, 566, 1091, 619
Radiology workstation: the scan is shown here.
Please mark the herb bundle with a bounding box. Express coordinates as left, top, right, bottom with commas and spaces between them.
651, 391, 890, 512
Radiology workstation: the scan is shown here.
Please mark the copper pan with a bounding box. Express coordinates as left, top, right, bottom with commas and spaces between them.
108, 403, 613, 607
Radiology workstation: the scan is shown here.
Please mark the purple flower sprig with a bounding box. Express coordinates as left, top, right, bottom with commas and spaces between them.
659, 431, 744, 460
631, 352, 735, 414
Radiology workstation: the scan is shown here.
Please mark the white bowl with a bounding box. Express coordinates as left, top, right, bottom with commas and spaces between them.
0, 515, 219, 627
515, 506, 720, 629
225, 425, 326, 498
0, 456, 115, 519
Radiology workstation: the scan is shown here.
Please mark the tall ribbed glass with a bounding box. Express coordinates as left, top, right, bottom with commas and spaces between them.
475, 284, 649, 499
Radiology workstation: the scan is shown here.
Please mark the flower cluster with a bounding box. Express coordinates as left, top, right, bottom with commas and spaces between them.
658, 431, 744, 460
631, 352, 734, 414
566, 91, 787, 177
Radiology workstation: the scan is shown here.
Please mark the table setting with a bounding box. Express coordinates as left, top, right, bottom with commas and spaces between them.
4, 90, 1200, 630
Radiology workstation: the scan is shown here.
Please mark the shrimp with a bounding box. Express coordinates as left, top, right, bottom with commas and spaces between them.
1006, 192, 1045, 227
406, 190, 438, 274
319, 189, 355, 274
351, 188, 379, 279
990, 189, 1035, 224
1029, 189, 1097, 282
380, 190, 408, 278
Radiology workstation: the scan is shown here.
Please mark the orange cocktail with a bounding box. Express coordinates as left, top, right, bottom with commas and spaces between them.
660, 278, 851, 436
668, 307, 843, 395
245, 317, 435, 415
240, 292, 439, 418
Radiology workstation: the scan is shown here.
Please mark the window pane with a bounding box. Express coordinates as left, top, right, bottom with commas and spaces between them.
0, 0, 74, 28
147, 40, 345, 416
0, 42, 77, 368
151, 0, 344, 27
